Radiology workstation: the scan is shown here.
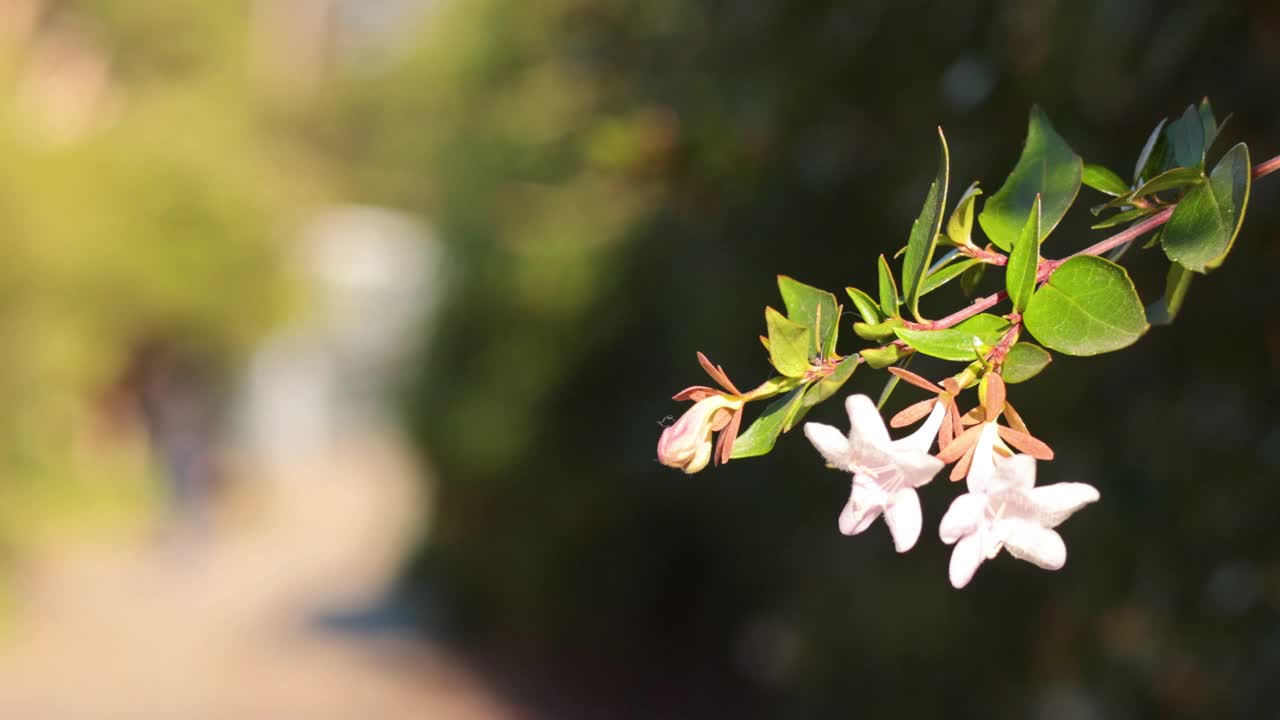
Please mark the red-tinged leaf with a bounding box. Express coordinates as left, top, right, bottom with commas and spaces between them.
1003, 401, 1030, 435
673, 385, 719, 402
697, 351, 742, 395
891, 399, 937, 428
961, 407, 985, 426
938, 424, 984, 463
996, 425, 1055, 460
984, 373, 1006, 419
951, 443, 976, 481
888, 366, 944, 393
715, 409, 744, 465
939, 404, 955, 448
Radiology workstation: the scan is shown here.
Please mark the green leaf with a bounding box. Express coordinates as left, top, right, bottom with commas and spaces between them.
1082, 163, 1130, 196
978, 107, 1082, 251
731, 386, 807, 459
1169, 104, 1205, 169
1006, 195, 1041, 314
947, 182, 982, 247
803, 355, 859, 408
1090, 206, 1156, 230
860, 344, 906, 369
1146, 262, 1194, 326
921, 258, 981, 295
875, 356, 912, 409
778, 275, 839, 359
960, 261, 986, 297
892, 313, 1009, 362
765, 306, 811, 378
901, 128, 950, 321
1023, 256, 1148, 356
1134, 117, 1169, 182
1001, 343, 1052, 383
1131, 167, 1204, 199
1199, 98, 1218, 153
845, 286, 882, 325
877, 254, 900, 318
1161, 142, 1251, 273
853, 317, 902, 342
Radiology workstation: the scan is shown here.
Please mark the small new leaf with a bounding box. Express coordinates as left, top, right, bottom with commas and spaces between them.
1001, 343, 1052, 383
901, 128, 950, 320
1169, 104, 1206, 169
765, 307, 812, 378
947, 182, 982, 247
1006, 195, 1041, 313
878, 254, 900, 318
1146, 262, 1194, 326
778, 275, 839, 359
893, 314, 1009, 362
1082, 164, 1130, 196
845, 286, 882, 325
921, 257, 981, 296
1134, 117, 1169, 182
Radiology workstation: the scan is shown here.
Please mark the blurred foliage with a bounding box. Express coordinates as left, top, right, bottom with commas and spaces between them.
0, 0, 298, 543
363, 0, 1280, 717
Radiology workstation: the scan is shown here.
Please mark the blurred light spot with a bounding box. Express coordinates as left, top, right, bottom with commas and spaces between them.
1207, 561, 1259, 616
733, 616, 800, 689
1035, 684, 1102, 720
939, 56, 995, 113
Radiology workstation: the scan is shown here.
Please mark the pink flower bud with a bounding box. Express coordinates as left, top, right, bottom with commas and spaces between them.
657, 394, 743, 474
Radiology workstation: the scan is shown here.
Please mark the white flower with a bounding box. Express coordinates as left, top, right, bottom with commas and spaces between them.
804, 394, 946, 552
939, 453, 1099, 589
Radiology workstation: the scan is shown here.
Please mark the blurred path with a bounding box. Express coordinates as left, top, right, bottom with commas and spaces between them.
0, 431, 517, 720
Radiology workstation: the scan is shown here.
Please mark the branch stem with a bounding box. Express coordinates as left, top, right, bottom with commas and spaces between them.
902, 150, 1280, 331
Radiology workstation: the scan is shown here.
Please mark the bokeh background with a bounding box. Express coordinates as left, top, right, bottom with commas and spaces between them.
0, 0, 1278, 717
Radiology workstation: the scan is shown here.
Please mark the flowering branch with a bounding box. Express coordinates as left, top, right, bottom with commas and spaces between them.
657, 99, 1274, 588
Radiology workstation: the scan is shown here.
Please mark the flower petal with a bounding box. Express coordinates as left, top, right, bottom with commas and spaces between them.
964, 423, 1000, 492
890, 448, 945, 488
1027, 482, 1100, 527
939, 492, 987, 544
838, 481, 885, 536
804, 422, 851, 469
884, 489, 923, 552
896, 402, 948, 455
1001, 519, 1067, 570
845, 394, 891, 447
949, 534, 985, 589
991, 453, 1037, 491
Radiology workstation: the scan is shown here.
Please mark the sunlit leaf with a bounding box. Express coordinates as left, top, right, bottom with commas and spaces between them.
1161, 143, 1251, 272
1024, 256, 1148, 356
902, 128, 950, 321
978, 107, 1082, 251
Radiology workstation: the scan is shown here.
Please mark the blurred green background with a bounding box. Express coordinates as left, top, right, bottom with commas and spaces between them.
4, 0, 1280, 717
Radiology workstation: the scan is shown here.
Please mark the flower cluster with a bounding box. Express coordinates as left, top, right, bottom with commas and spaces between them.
803, 372, 1097, 588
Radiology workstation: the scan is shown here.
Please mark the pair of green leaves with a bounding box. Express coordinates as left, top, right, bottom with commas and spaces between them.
765, 276, 841, 377
738, 277, 859, 459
